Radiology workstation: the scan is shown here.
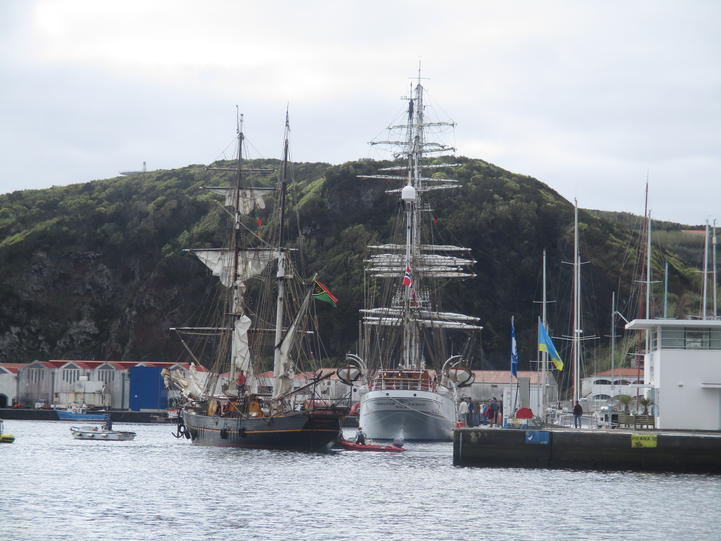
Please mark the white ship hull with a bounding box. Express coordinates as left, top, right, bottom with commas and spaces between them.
359, 388, 456, 442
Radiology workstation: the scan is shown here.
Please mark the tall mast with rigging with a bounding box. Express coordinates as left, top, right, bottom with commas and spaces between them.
272, 111, 293, 402
572, 200, 581, 405
359, 70, 479, 373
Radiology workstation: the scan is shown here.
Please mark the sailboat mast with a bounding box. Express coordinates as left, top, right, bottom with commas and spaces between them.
229, 110, 246, 383
714, 220, 718, 318
610, 291, 616, 400
633, 183, 649, 404
645, 213, 652, 373
703, 221, 709, 319
636, 185, 653, 408
273, 113, 291, 394
573, 201, 580, 405
541, 250, 548, 419
664, 261, 669, 318
646, 216, 652, 319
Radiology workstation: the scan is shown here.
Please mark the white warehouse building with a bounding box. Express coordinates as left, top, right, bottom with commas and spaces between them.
626, 318, 721, 431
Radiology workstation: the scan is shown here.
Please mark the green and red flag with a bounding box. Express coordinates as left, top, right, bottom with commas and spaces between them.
312, 280, 338, 307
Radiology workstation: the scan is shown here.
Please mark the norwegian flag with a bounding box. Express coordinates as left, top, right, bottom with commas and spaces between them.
402, 265, 413, 287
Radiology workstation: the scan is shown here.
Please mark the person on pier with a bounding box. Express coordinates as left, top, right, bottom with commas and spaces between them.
458, 398, 469, 426
573, 401, 583, 429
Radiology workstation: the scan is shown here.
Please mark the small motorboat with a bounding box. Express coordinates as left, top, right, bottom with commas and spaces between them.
0, 419, 14, 444
70, 424, 136, 441
337, 439, 405, 452
56, 404, 108, 421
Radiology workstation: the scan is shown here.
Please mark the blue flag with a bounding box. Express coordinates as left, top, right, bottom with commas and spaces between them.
538, 320, 564, 371
511, 317, 519, 377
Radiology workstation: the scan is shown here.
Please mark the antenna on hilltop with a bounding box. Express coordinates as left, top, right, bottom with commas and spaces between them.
119, 161, 147, 177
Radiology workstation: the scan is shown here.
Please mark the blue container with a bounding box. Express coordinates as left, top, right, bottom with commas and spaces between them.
129, 366, 167, 411
524, 430, 551, 445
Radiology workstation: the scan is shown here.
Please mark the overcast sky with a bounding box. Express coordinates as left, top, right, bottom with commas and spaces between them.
1, 0, 719, 225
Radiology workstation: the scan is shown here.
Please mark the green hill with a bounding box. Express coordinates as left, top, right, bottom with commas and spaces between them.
0, 158, 709, 377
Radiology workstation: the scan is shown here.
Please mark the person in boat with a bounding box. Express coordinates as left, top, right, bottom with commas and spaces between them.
355, 427, 366, 445
391, 437, 404, 448
105, 419, 113, 431
573, 401, 583, 429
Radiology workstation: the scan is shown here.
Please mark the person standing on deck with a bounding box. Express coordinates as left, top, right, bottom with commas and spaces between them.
573, 401, 583, 429
236, 370, 246, 395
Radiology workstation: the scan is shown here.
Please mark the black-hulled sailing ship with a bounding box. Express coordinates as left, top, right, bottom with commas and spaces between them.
164, 111, 346, 451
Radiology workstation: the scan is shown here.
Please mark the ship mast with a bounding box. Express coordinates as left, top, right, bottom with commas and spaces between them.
358, 70, 481, 372
541, 250, 548, 419
272, 111, 292, 399
181, 110, 277, 394
572, 200, 581, 405
402, 76, 423, 368
229, 110, 247, 385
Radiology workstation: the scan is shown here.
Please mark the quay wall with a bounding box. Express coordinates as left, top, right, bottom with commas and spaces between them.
1, 408, 359, 426
0, 408, 171, 423
453, 428, 721, 473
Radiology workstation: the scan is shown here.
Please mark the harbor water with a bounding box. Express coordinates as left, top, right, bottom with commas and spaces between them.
2, 420, 721, 541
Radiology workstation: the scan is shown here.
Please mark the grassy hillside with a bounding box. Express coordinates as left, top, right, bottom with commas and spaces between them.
0, 158, 709, 381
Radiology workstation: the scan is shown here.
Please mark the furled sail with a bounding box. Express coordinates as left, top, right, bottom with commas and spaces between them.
366, 252, 476, 279
361, 305, 482, 331
368, 244, 471, 252
231, 315, 252, 374
362, 317, 481, 330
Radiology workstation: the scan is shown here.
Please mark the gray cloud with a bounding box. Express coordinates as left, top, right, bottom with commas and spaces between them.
1, 0, 719, 224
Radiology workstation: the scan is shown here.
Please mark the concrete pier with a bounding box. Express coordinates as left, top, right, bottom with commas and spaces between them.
453, 427, 721, 473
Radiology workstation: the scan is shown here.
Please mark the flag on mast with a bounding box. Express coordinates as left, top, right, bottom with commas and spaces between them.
402, 265, 413, 287
511, 317, 519, 377
538, 320, 564, 371
312, 280, 338, 307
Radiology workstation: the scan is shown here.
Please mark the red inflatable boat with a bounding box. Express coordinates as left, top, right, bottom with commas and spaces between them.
338, 440, 405, 452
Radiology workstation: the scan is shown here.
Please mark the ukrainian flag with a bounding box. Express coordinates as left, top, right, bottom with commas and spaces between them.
538, 320, 564, 371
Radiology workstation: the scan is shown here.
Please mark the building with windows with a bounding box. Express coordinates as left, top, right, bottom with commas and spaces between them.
0, 363, 23, 407
580, 367, 643, 401
8, 360, 192, 410
625, 319, 721, 431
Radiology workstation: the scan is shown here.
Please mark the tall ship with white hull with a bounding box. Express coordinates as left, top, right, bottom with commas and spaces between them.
356, 74, 482, 441
165, 111, 346, 451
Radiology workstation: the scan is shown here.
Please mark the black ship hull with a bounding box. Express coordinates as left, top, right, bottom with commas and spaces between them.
181, 409, 344, 451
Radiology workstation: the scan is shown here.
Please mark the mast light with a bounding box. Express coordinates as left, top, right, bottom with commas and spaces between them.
401, 184, 416, 202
